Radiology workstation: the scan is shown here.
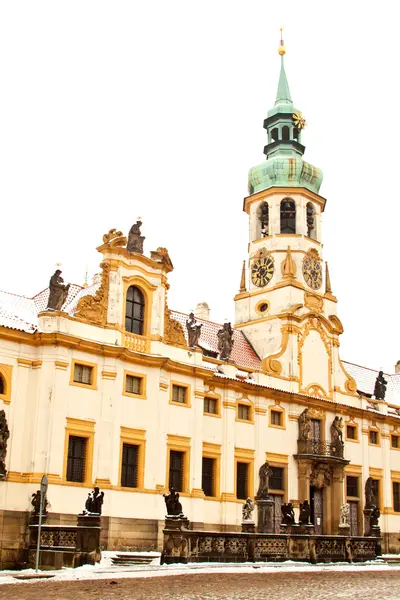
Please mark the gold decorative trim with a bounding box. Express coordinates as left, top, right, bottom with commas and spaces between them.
75, 262, 110, 326
164, 305, 186, 347
0, 363, 12, 404
55, 361, 69, 370
102, 370, 117, 380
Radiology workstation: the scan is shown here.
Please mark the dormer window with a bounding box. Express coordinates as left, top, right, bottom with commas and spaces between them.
125, 286, 145, 335
280, 198, 296, 234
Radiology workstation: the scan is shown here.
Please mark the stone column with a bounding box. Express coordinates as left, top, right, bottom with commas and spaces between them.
332, 466, 345, 534
255, 496, 275, 533
220, 385, 237, 529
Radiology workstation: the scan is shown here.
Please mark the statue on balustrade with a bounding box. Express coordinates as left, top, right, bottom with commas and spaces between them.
186, 312, 203, 348
217, 322, 234, 361
340, 503, 350, 527
299, 500, 311, 525
330, 416, 343, 444
163, 487, 184, 516
298, 408, 312, 441
281, 503, 295, 525
374, 371, 387, 400
46, 270, 70, 311
84, 487, 105, 515
242, 497, 255, 521
127, 219, 145, 254
256, 461, 273, 498
0, 410, 10, 478
31, 489, 48, 516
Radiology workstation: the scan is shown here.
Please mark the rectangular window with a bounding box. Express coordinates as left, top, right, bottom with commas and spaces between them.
172, 385, 187, 404
238, 404, 251, 421
346, 476, 359, 498
346, 425, 357, 440
369, 430, 379, 445
204, 397, 217, 415
202, 457, 215, 497
121, 443, 139, 488
271, 410, 282, 427
269, 467, 284, 490
393, 482, 400, 512
169, 450, 184, 491
66, 436, 87, 482
125, 375, 142, 395
73, 363, 93, 386
236, 461, 248, 500
311, 419, 321, 441
392, 435, 399, 449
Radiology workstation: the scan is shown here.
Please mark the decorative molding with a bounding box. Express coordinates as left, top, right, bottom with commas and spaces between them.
74, 262, 110, 326
164, 304, 186, 347
55, 361, 69, 370
102, 228, 127, 247
102, 370, 117, 380
304, 292, 323, 313
281, 246, 297, 279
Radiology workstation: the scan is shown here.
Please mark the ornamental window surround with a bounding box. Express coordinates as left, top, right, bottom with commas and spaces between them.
125, 285, 145, 335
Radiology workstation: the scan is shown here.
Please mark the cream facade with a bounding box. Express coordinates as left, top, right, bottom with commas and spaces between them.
1, 46, 400, 568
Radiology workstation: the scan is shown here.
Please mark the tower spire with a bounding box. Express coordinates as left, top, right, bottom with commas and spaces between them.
276, 28, 292, 106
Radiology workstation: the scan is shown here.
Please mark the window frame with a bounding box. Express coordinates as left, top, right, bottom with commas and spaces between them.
268, 405, 285, 429
393, 480, 400, 513
166, 434, 191, 494
345, 422, 359, 443
123, 371, 147, 400
119, 427, 146, 490
368, 428, 380, 446
280, 197, 296, 235
391, 434, 400, 450
236, 400, 254, 423
234, 447, 254, 500
0, 364, 12, 404
202, 442, 221, 500
203, 395, 220, 417
125, 284, 145, 335
170, 382, 191, 408
265, 453, 288, 502
63, 417, 95, 486
70, 360, 98, 391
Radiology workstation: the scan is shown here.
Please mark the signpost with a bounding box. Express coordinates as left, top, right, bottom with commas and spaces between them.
35, 474, 48, 573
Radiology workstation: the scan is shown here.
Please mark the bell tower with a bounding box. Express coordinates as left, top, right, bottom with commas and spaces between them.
234, 33, 357, 402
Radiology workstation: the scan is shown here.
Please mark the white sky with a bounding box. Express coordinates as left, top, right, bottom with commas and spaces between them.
0, 1, 399, 373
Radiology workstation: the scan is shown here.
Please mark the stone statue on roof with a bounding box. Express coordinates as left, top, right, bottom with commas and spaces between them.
186, 313, 202, 348
217, 322, 234, 361
374, 371, 387, 400
46, 270, 70, 311
127, 219, 145, 254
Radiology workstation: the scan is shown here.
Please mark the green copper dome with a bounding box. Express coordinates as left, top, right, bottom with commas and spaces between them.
248, 52, 323, 196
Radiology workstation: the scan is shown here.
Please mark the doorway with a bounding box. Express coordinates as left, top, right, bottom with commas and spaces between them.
310, 486, 323, 535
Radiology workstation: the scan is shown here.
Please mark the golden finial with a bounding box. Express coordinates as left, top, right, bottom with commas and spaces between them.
278, 28, 286, 56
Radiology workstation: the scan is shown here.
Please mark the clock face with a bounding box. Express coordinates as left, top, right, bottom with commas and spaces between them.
251, 256, 274, 287
303, 254, 322, 290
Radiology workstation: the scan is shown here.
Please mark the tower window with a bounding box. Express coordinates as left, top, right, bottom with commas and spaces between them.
125, 285, 145, 335
271, 127, 279, 143
259, 202, 269, 237
280, 198, 296, 234
282, 125, 290, 141
306, 203, 316, 239
293, 127, 299, 141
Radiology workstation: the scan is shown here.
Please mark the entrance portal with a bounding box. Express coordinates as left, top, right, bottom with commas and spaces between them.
310, 486, 323, 534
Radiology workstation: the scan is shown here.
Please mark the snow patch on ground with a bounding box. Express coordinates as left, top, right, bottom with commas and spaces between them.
1, 552, 400, 586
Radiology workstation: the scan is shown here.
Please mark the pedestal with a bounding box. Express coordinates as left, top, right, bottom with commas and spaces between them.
29, 513, 48, 526
363, 508, 373, 536
241, 521, 255, 533
338, 524, 351, 536
164, 516, 190, 531
255, 496, 274, 533
77, 513, 101, 528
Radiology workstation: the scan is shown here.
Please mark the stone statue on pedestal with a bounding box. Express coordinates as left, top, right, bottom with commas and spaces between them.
31, 489, 48, 516
298, 408, 312, 441
299, 500, 311, 525
256, 461, 273, 498
242, 497, 255, 522
281, 502, 295, 525
163, 487, 184, 516
217, 322, 234, 361
371, 506, 380, 528
339, 503, 350, 527
374, 371, 387, 400
84, 487, 104, 515
127, 219, 145, 254
330, 416, 343, 443
0, 410, 10, 477
186, 313, 203, 348
365, 477, 376, 509
47, 270, 70, 311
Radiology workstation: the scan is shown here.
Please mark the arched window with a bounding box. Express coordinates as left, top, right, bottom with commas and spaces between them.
125, 286, 145, 335
282, 126, 290, 141
280, 198, 296, 234
293, 127, 299, 141
259, 202, 269, 237
0, 375, 4, 395
271, 127, 279, 143
306, 203, 316, 239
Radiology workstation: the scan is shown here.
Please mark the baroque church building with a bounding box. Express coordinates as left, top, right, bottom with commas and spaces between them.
1, 41, 400, 567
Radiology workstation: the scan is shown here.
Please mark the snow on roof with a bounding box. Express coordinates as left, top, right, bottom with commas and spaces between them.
343, 361, 400, 406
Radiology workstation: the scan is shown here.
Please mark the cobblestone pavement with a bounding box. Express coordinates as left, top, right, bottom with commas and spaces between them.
2, 570, 400, 600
